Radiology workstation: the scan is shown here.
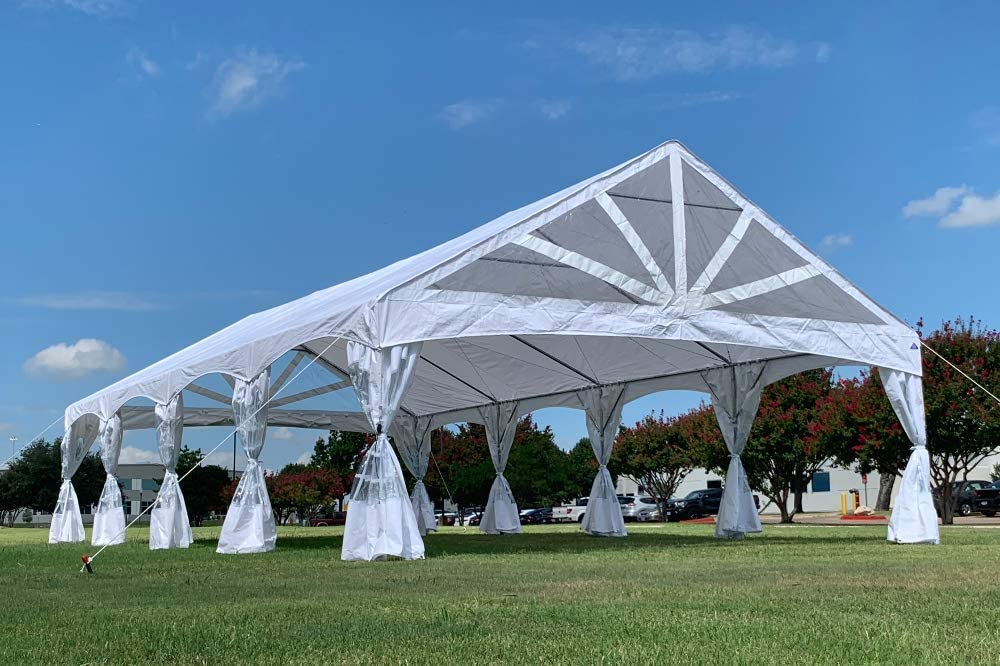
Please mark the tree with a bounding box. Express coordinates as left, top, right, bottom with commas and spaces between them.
267, 469, 344, 524
0, 439, 104, 523
421, 426, 493, 511
169, 446, 231, 526
920, 317, 1000, 524
505, 416, 576, 508
611, 411, 698, 520
992, 463, 1000, 482
697, 370, 836, 523
565, 438, 599, 500
810, 371, 910, 510
310, 430, 371, 499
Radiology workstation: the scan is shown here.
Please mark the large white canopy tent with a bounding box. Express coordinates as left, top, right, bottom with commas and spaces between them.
52, 140, 939, 559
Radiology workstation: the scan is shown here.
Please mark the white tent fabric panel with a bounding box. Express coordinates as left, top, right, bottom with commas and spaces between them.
49, 414, 99, 544
92, 413, 126, 547
218, 370, 277, 555
342, 343, 425, 561
702, 362, 766, 539
391, 415, 436, 536
479, 402, 522, 535
879, 368, 939, 545
149, 395, 193, 550
578, 385, 628, 537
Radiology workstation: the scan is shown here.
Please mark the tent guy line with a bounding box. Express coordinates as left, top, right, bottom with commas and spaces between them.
921, 340, 1000, 406
80, 334, 344, 571
1, 414, 63, 470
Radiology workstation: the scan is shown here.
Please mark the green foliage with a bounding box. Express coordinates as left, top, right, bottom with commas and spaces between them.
310, 430, 370, 496
167, 446, 233, 526
919, 316, 1000, 522
565, 438, 599, 498
740, 369, 835, 522
612, 411, 698, 517
266, 469, 345, 524
506, 417, 577, 508
0, 439, 104, 525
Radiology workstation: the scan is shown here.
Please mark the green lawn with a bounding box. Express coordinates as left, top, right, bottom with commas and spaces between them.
1, 523, 998, 665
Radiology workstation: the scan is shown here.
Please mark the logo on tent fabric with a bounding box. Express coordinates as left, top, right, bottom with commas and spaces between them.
911, 343, 919, 350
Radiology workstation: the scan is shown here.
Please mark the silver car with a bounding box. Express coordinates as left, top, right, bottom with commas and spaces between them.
620, 496, 660, 522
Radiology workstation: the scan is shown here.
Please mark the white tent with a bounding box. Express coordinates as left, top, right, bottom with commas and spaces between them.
52, 140, 939, 557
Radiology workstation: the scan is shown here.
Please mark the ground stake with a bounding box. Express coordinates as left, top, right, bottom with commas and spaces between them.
81, 555, 94, 574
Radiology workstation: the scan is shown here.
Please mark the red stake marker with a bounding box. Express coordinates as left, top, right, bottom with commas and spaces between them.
81, 555, 94, 574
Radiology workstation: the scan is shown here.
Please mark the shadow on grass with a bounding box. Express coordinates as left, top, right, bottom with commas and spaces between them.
216, 528, 885, 557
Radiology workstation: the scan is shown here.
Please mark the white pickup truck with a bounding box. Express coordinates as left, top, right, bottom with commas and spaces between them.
552, 497, 589, 523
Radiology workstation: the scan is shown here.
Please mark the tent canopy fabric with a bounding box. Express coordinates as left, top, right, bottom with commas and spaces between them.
64, 140, 921, 432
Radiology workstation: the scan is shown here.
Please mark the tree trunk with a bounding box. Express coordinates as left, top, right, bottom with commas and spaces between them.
875, 473, 895, 511
777, 490, 794, 523
940, 484, 954, 525
793, 481, 805, 515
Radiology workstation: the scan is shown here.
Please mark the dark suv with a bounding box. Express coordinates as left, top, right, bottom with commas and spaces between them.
664, 488, 725, 521
934, 480, 994, 517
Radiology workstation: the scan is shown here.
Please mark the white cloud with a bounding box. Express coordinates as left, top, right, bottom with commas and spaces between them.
903, 185, 1000, 228
127, 47, 161, 79
203, 451, 242, 470
820, 233, 853, 250
0, 422, 14, 434
294, 451, 312, 465
903, 186, 972, 218
537, 98, 572, 120
970, 107, 1000, 147
558, 25, 804, 82
941, 191, 1000, 228
118, 446, 159, 464
23, 338, 126, 379
439, 98, 499, 129
648, 90, 742, 109
271, 426, 294, 441
440, 97, 574, 129
15, 290, 160, 311
815, 43, 832, 63
209, 50, 305, 118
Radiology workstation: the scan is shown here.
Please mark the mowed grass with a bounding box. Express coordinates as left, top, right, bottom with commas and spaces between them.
2, 523, 999, 665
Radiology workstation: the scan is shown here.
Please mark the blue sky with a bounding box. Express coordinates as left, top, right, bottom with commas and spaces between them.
2, 1, 1000, 471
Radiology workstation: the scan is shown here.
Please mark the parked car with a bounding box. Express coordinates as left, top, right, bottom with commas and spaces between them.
974, 481, 1000, 517
621, 496, 660, 522
435, 511, 457, 526
309, 511, 347, 527
934, 480, 994, 516
552, 497, 589, 523
459, 508, 482, 526
664, 488, 725, 521
522, 508, 553, 525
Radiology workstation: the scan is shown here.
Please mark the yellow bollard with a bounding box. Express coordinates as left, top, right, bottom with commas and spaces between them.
840, 492, 848, 516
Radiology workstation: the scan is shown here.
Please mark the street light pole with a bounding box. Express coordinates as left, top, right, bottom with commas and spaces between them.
8, 435, 16, 464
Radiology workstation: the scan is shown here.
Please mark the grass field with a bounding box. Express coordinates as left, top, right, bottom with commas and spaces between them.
2, 523, 999, 665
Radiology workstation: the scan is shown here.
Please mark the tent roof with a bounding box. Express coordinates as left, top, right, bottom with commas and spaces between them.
66, 140, 920, 429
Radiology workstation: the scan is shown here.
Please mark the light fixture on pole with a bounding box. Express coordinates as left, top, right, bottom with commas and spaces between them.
8, 435, 17, 465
